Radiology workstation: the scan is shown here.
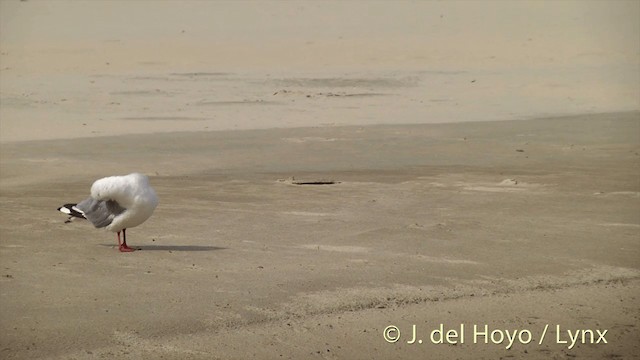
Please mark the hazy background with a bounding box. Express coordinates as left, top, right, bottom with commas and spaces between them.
1, 0, 639, 142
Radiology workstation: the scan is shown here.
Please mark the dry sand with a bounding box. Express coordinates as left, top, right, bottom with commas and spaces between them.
1, 1, 639, 142
1, 1, 640, 359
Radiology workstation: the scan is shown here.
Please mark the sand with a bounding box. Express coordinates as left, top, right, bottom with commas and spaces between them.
1, 1, 639, 142
1, 1, 640, 359
1, 112, 639, 359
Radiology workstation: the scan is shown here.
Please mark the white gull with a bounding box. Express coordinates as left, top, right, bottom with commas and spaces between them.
58, 173, 158, 252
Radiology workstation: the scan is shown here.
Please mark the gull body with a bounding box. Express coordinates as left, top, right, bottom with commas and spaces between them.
58, 173, 158, 252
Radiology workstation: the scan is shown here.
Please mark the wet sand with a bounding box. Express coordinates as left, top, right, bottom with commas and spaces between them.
1, 112, 639, 359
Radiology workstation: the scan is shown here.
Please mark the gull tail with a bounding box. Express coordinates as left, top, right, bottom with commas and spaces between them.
57, 203, 86, 223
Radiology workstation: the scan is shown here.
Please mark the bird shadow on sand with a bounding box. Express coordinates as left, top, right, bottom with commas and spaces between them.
99, 244, 227, 251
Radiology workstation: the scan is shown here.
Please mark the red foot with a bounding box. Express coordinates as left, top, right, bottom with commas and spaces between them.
116, 230, 138, 252
119, 244, 137, 252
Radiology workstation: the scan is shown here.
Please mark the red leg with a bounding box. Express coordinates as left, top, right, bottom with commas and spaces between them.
118, 228, 137, 252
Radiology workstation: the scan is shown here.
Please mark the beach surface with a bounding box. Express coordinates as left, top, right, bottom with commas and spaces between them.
1, 1, 639, 359
1, 1, 638, 142
1, 111, 639, 359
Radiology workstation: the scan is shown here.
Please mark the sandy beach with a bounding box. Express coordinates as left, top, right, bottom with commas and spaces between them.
1, 112, 639, 359
1, 1, 639, 359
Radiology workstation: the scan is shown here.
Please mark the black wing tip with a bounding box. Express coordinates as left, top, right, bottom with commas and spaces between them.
58, 204, 86, 219
58, 203, 76, 211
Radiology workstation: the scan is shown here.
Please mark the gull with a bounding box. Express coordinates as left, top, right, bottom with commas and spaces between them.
58, 173, 158, 252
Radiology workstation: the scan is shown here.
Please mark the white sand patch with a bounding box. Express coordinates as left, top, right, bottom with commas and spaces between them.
281, 211, 333, 217
461, 179, 549, 193
499, 178, 518, 186
299, 244, 370, 253
410, 254, 480, 265
598, 223, 640, 228
282, 137, 360, 143
594, 191, 640, 197
463, 186, 527, 192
